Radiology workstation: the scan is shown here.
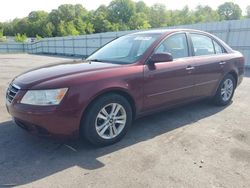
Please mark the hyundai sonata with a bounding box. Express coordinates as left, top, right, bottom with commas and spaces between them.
6, 29, 245, 146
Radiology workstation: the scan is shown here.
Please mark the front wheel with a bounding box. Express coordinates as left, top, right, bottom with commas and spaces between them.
81, 94, 132, 146
213, 74, 236, 106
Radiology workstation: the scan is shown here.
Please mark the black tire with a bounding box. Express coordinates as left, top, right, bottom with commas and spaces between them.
80, 93, 132, 146
213, 74, 236, 106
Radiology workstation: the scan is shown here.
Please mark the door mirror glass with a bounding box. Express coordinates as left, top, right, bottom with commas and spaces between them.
149, 53, 173, 64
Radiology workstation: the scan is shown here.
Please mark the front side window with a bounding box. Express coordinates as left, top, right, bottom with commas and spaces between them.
190, 34, 215, 56
155, 33, 189, 59
87, 34, 160, 64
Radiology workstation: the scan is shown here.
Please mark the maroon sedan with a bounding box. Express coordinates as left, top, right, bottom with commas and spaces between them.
6, 29, 245, 146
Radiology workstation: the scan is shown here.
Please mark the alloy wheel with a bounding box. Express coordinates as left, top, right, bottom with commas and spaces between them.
221, 78, 234, 102
95, 103, 127, 139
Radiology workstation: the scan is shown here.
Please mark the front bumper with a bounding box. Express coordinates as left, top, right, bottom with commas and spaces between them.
6, 101, 81, 138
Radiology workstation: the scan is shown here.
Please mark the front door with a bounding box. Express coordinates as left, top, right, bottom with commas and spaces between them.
143, 33, 195, 112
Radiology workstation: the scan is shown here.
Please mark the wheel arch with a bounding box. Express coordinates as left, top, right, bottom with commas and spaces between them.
80, 88, 137, 127
227, 70, 238, 86
212, 70, 238, 97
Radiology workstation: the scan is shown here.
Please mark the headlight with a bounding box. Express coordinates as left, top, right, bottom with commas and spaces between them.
21, 88, 68, 106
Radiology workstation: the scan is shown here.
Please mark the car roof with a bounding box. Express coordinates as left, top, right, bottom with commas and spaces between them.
132, 28, 206, 35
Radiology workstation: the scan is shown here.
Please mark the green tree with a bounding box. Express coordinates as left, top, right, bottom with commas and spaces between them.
48, 4, 93, 36
1, 22, 14, 36
84, 22, 95, 34
36, 34, 42, 40
172, 6, 196, 25
217, 2, 242, 20
0, 27, 7, 42
108, 0, 136, 27
73, 18, 94, 34
57, 4, 76, 22
135, 1, 150, 15
14, 33, 27, 42
0, 1, 247, 38
129, 12, 151, 29
246, 5, 250, 18
74, 18, 87, 34
148, 4, 169, 28
0, 27, 3, 37
92, 5, 118, 32
49, 9, 60, 26
28, 11, 48, 22
58, 21, 80, 36
75, 4, 88, 18
43, 22, 55, 37
13, 18, 29, 36
28, 11, 50, 37
194, 5, 220, 23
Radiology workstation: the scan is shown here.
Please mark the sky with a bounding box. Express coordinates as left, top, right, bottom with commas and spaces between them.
0, 0, 249, 22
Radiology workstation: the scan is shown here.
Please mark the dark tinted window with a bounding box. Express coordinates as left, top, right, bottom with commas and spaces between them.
190, 34, 215, 56
155, 33, 189, 59
213, 40, 224, 54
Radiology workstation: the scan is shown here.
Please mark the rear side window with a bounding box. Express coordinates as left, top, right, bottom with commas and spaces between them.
190, 34, 215, 56
213, 40, 224, 54
155, 33, 189, 59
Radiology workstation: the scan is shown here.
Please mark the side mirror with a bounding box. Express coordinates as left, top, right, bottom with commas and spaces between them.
149, 53, 173, 64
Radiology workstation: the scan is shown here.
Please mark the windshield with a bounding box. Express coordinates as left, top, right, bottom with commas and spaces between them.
87, 33, 160, 64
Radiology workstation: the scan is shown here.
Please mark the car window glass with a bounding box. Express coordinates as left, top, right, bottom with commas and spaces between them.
213, 40, 224, 54
155, 33, 189, 59
87, 34, 160, 64
136, 37, 159, 56
106, 39, 133, 57
191, 34, 215, 56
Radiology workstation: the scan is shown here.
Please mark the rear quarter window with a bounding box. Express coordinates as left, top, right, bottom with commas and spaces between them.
213, 40, 224, 54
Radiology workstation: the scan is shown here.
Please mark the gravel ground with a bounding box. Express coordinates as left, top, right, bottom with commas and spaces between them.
0, 54, 250, 188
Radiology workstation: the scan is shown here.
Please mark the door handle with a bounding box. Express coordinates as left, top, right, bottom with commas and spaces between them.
186, 66, 195, 70
219, 61, 226, 65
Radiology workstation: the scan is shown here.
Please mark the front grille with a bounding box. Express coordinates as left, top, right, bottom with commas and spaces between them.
6, 83, 20, 103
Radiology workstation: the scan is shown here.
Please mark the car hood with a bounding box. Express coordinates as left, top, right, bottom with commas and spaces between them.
13, 60, 121, 89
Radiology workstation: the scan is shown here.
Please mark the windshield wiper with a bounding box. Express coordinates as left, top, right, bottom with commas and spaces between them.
86, 59, 103, 62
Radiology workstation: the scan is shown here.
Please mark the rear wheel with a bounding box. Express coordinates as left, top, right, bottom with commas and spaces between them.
213, 74, 236, 106
81, 93, 132, 146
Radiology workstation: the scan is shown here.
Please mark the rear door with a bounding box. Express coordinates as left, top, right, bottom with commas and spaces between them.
143, 33, 196, 112
188, 33, 228, 98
